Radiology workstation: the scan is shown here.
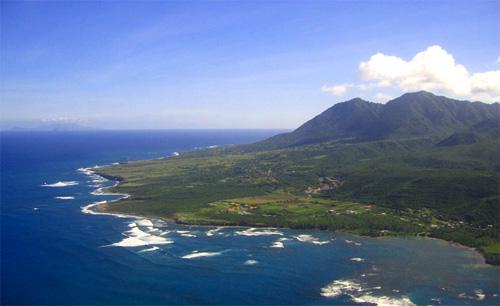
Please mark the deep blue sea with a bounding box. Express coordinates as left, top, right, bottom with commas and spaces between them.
1, 130, 498, 305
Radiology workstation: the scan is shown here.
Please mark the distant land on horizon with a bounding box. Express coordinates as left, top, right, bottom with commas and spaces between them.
3, 122, 98, 132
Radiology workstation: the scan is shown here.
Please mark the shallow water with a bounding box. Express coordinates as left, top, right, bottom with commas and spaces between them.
1, 130, 498, 305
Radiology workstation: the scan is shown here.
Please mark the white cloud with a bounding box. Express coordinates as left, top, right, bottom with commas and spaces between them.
470, 70, 500, 96
321, 84, 349, 96
322, 45, 500, 103
497, 56, 500, 63
374, 92, 392, 102
360, 45, 473, 96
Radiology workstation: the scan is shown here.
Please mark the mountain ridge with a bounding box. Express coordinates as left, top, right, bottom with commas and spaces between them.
252, 91, 499, 150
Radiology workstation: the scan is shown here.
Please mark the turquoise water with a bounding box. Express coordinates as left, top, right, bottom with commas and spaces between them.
1, 130, 498, 305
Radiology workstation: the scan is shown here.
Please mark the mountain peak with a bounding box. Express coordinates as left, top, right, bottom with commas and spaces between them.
404, 90, 436, 97
344, 97, 370, 103
388, 91, 438, 103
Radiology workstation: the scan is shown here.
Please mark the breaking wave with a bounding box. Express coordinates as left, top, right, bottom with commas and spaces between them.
42, 181, 79, 187
320, 279, 415, 306
136, 219, 154, 227
77, 167, 95, 175
181, 251, 223, 259
81, 201, 131, 218
270, 237, 290, 248
294, 234, 330, 245
206, 227, 224, 236
234, 228, 283, 236
79, 166, 132, 218
138, 246, 160, 253
321, 279, 362, 298
352, 294, 415, 306
110, 226, 173, 247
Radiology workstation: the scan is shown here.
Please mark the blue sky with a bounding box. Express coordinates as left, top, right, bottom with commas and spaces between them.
1, 1, 498, 129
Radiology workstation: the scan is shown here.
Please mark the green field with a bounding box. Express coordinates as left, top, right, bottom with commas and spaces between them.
96, 135, 500, 265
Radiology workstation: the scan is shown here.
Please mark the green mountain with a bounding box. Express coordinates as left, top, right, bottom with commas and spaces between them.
254, 91, 499, 149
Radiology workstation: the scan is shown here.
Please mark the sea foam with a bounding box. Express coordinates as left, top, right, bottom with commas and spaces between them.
80, 182, 131, 218
175, 230, 197, 237
81, 201, 131, 218
206, 227, 224, 236
321, 279, 363, 298
110, 227, 173, 247
270, 237, 290, 248
55, 196, 75, 200
352, 294, 415, 306
271, 241, 285, 248
458, 289, 487, 301
138, 246, 160, 253
180, 233, 197, 238
42, 181, 79, 187
136, 219, 154, 227
350, 257, 365, 262
181, 251, 222, 259
234, 228, 283, 236
77, 167, 94, 175
345, 239, 362, 246
321, 279, 415, 306
294, 234, 330, 245
244, 259, 259, 265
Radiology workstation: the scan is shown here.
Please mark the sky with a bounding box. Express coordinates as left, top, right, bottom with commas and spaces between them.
1, 0, 499, 129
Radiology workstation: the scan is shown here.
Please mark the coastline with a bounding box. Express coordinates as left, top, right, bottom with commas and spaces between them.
79, 166, 136, 219
81, 166, 495, 267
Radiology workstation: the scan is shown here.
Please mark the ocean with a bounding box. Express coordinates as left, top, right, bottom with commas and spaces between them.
1, 130, 498, 305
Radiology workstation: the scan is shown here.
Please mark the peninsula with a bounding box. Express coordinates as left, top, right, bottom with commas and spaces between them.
93, 91, 500, 265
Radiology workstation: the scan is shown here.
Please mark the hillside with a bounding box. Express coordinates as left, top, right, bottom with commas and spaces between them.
95, 91, 500, 264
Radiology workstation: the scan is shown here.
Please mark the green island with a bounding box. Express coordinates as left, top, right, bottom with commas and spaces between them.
94, 91, 500, 265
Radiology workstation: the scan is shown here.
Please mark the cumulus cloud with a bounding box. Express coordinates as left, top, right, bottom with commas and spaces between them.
360, 45, 473, 96
323, 45, 500, 103
470, 70, 500, 99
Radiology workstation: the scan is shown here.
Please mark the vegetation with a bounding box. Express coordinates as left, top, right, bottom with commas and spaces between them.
95, 91, 500, 265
